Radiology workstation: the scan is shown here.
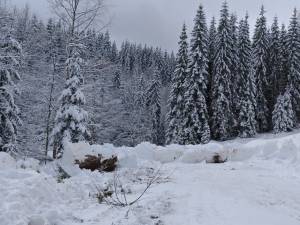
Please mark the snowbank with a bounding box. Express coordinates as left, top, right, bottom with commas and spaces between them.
0, 152, 16, 169
0, 132, 300, 225
64, 132, 300, 170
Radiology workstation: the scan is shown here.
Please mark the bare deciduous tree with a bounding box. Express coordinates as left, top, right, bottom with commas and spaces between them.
48, 0, 107, 38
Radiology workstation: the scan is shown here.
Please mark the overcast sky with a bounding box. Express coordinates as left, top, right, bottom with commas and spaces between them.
11, 0, 300, 52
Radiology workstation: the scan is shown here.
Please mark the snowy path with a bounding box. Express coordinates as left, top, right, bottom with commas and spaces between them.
1, 158, 300, 225
160, 162, 300, 225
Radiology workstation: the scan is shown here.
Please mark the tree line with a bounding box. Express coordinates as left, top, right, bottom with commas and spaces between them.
0, 0, 299, 159
167, 2, 300, 145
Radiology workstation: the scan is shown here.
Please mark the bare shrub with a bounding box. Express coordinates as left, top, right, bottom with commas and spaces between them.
94, 169, 162, 207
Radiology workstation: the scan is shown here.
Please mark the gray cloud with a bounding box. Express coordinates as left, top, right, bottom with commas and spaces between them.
11, 0, 300, 51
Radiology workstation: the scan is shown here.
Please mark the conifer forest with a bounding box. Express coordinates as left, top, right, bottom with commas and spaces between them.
1, 1, 300, 224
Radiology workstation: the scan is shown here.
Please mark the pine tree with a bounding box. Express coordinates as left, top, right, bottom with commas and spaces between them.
272, 89, 295, 133
278, 24, 289, 94
26, 14, 47, 66
181, 4, 210, 144
112, 69, 121, 89
95, 33, 104, 58
267, 17, 281, 108
46, 18, 55, 59
146, 67, 163, 145
0, 17, 22, 154
189, 4, 209, 95
211, 2, 235, 140
207, 17, 217, 113
110, 41, 118, 63
286, 8, 300, 119
229, 14, 240, 123
238, 16, 257, 138
208, 17, 217, 85
51, 41, 90, 158
161, 51, 171, 86
85, 29, 97, 59
103, 31, 112, 59
252, 6, 270, 132
166, 24, 189, 144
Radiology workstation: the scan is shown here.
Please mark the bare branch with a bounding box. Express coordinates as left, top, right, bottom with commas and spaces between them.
94, 168, 164, 208
47, 0, 108, 38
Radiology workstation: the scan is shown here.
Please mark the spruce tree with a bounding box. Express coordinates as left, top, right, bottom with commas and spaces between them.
146, 67, 163, 145
278, 24, 289, 94
112, 69, 121, 89
211, 2, 235, 140
166, 24, 189, 144
51, 41, 90, 158
229, 14, 240, 122
207, 17, 217, 113
208, 17, 217, 81
286, 8, 300, 119
95, 33, 104, 59
272, 89, 295, 133
0, 20, 22, 154
85, 29, 97, 59
252, 6, 270, 132
267, 17, 281, 108
103, 31, 112, 59
181, 4, 210, 144
238, 16, 257, 138
110, 41, 118, 63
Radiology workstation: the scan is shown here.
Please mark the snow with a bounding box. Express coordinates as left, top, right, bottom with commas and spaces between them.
0, 152, 16, 169
1, 132, 300, 225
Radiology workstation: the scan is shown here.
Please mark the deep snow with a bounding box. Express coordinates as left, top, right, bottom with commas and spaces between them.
1, 132, 300, 225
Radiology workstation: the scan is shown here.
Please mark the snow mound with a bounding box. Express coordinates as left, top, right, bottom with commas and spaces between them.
0, 152, 16, 169
64, 132, 300, 171
17, 158, 41, 171
0, 132, 300, 225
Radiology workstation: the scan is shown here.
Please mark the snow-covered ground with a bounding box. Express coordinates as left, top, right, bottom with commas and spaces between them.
1, 132, 300, 225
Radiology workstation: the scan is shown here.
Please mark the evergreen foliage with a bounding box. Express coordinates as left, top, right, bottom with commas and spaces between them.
51, 41, 90, 158
272, 89, 295, 133
166, 24, 189, 144
237, 15, 257, 138
252, 6, 270, 132
211, 2, 235, 140
0, 17, 22, 154
180, 5, 211, 144
146, 67, 164, 145
286, 9, 300, 119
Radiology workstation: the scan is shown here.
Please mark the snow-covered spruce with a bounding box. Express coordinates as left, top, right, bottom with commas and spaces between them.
211, 2, 235, 141
112, 69, 121, 89
207, 17, 217, 100
267, 17, 281, 110
252, 6, 270, 133
145, 66, 164, 146
166, 24, 189, 145
181, 4, 211, 144
286, 8, 300, 117
51, 41, 90, 158
272, 89, 295, 133
229, 14, 240, 124
237, 15, 257, 138
0, 18, 22, 154
278, 24, 289, 95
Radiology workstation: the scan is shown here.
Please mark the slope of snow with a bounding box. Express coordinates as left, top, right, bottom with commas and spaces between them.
1, 132, 300, 225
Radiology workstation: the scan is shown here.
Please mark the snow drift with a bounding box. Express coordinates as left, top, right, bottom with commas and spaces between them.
1, 132, 300, 225
64, 131, 300, 168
